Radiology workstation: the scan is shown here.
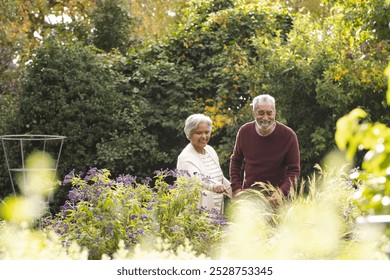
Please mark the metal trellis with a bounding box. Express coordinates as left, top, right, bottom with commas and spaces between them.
0, 134, 66, 196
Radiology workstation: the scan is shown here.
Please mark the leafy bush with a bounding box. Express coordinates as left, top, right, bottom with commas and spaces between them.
122, 0, 295, 176
336, 109, 390, 215
334, 64, 390, 216
45, 167, 226, 259
0, 38, 165, 211
92, 0, 135, 54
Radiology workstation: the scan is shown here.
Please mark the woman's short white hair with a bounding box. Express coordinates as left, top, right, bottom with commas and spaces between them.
184, 113, 212, 140
251, 94, 276, 111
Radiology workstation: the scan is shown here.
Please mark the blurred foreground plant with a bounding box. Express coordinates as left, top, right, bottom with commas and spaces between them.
0, 151, 87, 259
216, 164, 388, 259
0, 150, 59, 226
0, 220, 88, 259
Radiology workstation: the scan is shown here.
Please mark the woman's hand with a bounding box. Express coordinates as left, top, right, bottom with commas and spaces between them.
213, 185, 226, 193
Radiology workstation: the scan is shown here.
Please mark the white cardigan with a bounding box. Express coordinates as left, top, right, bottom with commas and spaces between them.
176, 143, 232, 195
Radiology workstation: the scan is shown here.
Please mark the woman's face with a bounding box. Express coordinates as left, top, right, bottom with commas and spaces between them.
190, 122, 211, 152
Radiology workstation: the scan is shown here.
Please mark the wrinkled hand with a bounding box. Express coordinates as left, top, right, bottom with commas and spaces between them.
214, 185, 226, 193
268, 191, 283, 208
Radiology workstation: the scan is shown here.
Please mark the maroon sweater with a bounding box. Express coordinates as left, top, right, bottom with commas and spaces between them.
229, 121, 300, 196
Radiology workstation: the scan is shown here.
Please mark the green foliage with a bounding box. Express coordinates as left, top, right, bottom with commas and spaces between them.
1, 0, 389, 210
0, 38, 156, 209
46, 168, 226, 259
386, 65, 390, 106
243, 1, 389, 178
336, 0, 390, 41
92, 0, 134, 54
336, 108, 390, 216
336, 67, 390, 215
126, 0, 294, 175
16, 42, 117, 161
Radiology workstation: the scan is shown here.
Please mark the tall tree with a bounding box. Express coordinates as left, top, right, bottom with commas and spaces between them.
92, 0, 134, 53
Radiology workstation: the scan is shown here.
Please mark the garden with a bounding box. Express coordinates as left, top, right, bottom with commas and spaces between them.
0, 0, 390, 260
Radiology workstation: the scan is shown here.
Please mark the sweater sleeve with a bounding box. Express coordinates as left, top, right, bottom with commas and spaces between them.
279, 132, 300, 196
177, 155, 216, 192
229, 126, 245, 192
205, 145, 232, 197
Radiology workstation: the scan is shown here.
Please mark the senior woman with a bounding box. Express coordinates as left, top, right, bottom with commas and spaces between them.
177, 113, 232, 213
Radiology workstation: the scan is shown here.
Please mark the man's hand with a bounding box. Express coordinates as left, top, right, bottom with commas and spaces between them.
268, 190, 283, 208
232, 188, 244, 199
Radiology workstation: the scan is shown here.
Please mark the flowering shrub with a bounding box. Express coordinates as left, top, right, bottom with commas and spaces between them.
45, 168, 227, 259
1, 150, 388, 260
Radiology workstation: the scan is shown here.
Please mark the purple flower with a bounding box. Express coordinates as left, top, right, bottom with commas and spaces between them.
126, 228, 145, 244
104, 181, 115, 187
170, 225, 181, 232
153, 168, 170, 175
141, 177, 152, 185
84, 167, 104, 181
175, 169, 191, 177
105, 224, 114, 235
200, 190, 208, 196
53, 222, 69, 235
68, 189, 80, 202
212, 218, 227, 226
61, 200, 72, 210
116, 174, 137, 186
62, 169, 76, 185
95, 215, 103, 220
130, 214, 138, 220
168, 183, 179, 190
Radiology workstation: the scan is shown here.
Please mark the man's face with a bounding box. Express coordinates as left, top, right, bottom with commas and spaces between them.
253, 104, 276, 131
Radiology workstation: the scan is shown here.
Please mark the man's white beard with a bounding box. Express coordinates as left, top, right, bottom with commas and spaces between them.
256, 119, 274, 131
